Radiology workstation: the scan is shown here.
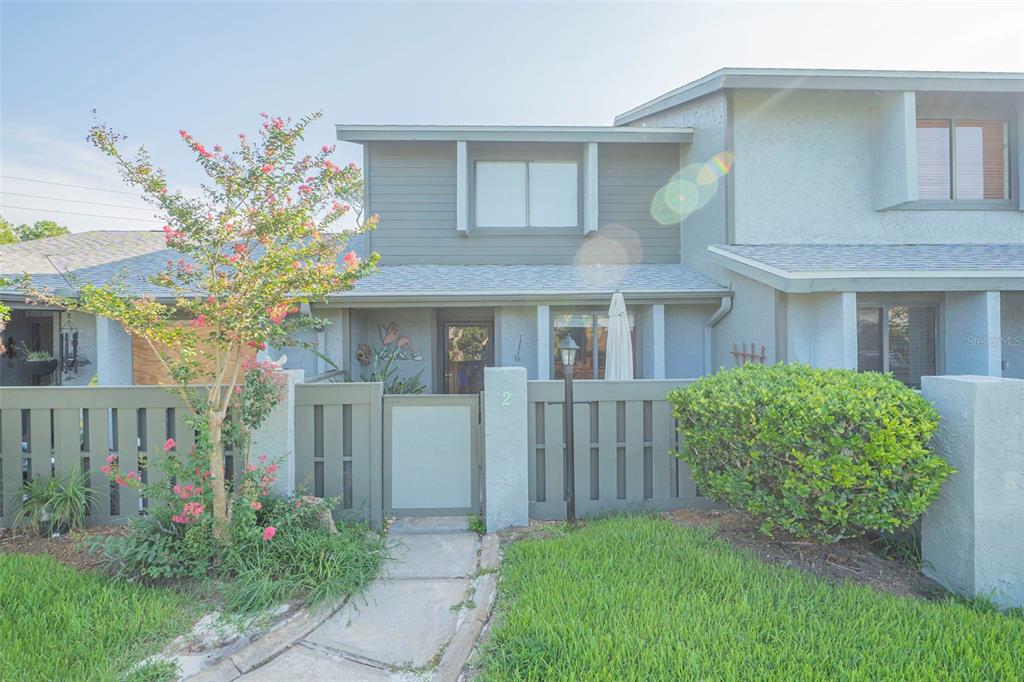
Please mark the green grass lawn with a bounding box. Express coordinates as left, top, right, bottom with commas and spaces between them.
0, 553, 200, 681
479, 516, 1024, 681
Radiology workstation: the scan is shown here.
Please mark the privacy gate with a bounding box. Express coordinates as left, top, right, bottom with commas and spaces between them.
383, 394, 481, 517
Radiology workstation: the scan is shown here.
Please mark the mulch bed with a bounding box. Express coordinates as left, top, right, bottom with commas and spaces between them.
0, 526, 126, 572
667, 509, 945, 600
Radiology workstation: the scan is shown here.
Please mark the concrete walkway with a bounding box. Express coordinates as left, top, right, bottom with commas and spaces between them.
194, 517, 496, 681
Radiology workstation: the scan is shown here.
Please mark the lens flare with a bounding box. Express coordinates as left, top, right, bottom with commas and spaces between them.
650, 151, 734, 225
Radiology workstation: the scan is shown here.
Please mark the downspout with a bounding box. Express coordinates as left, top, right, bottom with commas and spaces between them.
703, 295, 732, 375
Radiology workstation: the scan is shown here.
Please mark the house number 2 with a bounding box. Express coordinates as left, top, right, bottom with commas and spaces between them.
501, 391, 511, 406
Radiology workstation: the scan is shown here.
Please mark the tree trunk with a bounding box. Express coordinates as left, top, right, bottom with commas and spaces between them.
208, 411, 229, 541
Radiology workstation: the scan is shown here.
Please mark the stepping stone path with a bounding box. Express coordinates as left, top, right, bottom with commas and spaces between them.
191, 517, 497, 681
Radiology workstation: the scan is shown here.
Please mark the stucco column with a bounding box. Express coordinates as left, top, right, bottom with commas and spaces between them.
320, 308, 348, 375
944, 292, 1002, 376
483, 367, 529, 530
251, 368, 303, 496
536, 305, 550, 380
921, 375, 1024, 610
652, 304, 666, 379
95, 316, 133, 386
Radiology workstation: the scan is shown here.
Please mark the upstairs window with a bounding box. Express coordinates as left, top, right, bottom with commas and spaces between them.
917, 119, 1009, 201
475, 161, 578, 228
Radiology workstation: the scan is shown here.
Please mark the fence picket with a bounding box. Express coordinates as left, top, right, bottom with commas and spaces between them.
321, 404, 344, 500
624, 401, 644, 502
86, 408, 111, 522
543, 402, 563, 505
115, 408, 140, 517
572, 401, 591, 502
597, 401, 617, 501
0, 409, 23, 521
53, 408, 81, 478
651, 400, 673, 500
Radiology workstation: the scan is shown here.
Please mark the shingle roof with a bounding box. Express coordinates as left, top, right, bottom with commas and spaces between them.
0, 230, 370, 297
712, 243, 1024, 272
0, 230, 726, 302
709, 243, 1024, 293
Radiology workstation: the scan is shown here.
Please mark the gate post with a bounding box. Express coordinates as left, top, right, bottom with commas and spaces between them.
252, 368, 303, 496
921, 375, 1024, 610
484, 367, 529, 531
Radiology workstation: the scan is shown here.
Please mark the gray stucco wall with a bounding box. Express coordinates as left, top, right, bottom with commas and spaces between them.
496, 306, 537, 379
626, 91, 729, 277
665, 303, 715, 378
366, 140, 682, 265
731, 89, 1024, 244
782, 292, 857, 370
710, 271, 779, 371
1002, 292, 1024, 379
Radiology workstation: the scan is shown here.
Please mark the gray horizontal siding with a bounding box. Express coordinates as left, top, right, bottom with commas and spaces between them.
368, 141, 681, 265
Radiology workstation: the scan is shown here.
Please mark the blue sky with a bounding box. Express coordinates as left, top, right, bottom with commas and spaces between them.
2, 1, 1022, 232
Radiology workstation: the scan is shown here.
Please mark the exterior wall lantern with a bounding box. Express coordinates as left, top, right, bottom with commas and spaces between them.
559, 334, 579, 524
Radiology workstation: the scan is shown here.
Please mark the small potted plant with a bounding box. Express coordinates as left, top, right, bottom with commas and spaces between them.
22, 346, 58, 377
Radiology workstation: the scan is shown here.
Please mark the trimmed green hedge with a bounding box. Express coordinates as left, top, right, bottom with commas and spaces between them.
668, 364, 953, 542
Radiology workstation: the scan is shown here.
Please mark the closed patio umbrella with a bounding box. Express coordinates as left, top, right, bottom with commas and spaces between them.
604, 292, 633, 380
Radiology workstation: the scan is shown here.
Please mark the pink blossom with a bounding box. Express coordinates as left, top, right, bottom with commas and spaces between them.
194, 143, 212, 159
321, 145, 331, 153
258, 453, 268, 462
271, 117, 284, 130
172, 514, 187, 524
233, 243, 247, 255
344, 251, 360, 269
239, 132, 247, 140
191, 314, 208, 328
250, 500, 262, 511
179, 130, 190, 139
213, 144, 223, 152
266, 463, 280, 474
246, 464, 257, 472
260, 163, 274, 174
324, 160, 339, 172
262, 526, 277, 541
100, 465, 112, 475
107, 453, 118, 465
297, 184, 312, 194
163, 437, 176, 452
291, 260, 302, 269
227, 254, 241, 264
234, 386, 242, 395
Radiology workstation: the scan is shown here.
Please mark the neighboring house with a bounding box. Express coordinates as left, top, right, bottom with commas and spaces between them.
1, 68, 1022, 390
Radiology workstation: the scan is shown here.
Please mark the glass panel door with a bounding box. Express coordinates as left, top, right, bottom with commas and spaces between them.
443, 323, 493, 394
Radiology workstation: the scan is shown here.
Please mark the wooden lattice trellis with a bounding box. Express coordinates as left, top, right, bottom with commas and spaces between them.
731, 342, 767, 366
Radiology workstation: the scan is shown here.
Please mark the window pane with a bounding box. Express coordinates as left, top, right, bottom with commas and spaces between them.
857, 307, 884, 373
917, 120, 951, 200
888, 306, 935, 389
553, 314, 594, 379
528, 162, 578, 227
955, 120, 1006, 200
476, 162, 526, 227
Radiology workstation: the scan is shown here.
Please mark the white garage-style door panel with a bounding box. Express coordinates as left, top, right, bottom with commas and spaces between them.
383, 395, 481, 516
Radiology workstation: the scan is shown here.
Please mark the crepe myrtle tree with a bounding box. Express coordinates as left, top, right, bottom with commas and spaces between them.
32, 112, 379, 539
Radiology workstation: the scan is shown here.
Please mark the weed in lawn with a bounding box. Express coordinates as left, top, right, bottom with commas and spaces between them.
479, 515, 1024, 681
0, 553, 199, 681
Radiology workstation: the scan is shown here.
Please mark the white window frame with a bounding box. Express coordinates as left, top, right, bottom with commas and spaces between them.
473, 159, 580, 230
907, 106, 1018, 210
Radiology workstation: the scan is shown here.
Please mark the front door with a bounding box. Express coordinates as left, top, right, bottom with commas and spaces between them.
442, 322, 493, 394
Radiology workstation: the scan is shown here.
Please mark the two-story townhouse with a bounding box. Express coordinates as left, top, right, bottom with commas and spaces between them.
617, 69, 1024, 385
3, 68, 1022, 390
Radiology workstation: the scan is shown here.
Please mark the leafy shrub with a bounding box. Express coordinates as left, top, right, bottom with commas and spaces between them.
93, 449, 385, 612
668, 363, 953, 542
